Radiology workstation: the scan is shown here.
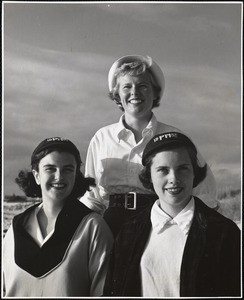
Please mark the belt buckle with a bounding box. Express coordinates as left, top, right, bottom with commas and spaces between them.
125, 192, 136, 210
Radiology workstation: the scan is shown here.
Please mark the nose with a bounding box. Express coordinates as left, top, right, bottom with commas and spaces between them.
55, 169, 64, 180
168, 171, 179, 184
131, 85, 139, 96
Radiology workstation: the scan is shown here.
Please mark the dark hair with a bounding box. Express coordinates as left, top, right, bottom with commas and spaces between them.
15, 147, 96, 199
15, 169, 42, 198
31, 147, 82, 172
109, 61, 161, 111
15, 169, 95, 199
139, 144, 207, 192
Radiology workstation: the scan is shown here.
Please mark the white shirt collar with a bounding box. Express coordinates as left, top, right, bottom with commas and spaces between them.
116, 113, 157, 141
25, 203, 55, 247
151, 197, 195, 235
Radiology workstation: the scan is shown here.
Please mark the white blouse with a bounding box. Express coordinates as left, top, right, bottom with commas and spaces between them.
140, 198, 195, 297
80, 113, 217, 213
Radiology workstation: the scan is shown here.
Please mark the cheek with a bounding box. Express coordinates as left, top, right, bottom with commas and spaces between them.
182, 173, 194, 187
151, 174, 165, 189
68, 174, 76, 186
39, 175, 49, 185
145, 89, 154, 99
119, 92, 128, 101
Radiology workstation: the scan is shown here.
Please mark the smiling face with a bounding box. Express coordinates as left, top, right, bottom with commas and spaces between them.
32, 151, 77, 205
150, 147, 194, 217
117, 72, 155, 121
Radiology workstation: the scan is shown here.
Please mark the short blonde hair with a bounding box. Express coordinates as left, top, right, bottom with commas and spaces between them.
109, 61, 161, 111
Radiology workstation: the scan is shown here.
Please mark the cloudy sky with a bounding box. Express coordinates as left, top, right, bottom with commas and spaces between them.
3, 1, 242, 195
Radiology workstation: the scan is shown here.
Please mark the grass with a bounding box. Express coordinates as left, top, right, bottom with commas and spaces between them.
217, 188, 241, 225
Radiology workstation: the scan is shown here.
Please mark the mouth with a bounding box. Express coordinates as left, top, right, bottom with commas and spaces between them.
128, 99, 143, 104
165, 187, 183, 195
50, 183, 66, 190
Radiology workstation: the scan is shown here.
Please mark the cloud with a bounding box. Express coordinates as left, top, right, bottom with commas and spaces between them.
3, 15, 241, 195
3, 37, 123, 194
155, 63, 241, 173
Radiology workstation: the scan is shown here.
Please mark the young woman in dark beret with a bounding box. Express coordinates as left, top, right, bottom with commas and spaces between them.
104, 132, 240, 297
3, 137, 113, 297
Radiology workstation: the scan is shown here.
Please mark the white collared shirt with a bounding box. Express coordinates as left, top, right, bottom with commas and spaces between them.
80, 113, 217, 213
24, 203, 54, 247
140, 198, 195, 297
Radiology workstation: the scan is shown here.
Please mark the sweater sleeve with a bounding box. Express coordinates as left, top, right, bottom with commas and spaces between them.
87, 213, 114, 296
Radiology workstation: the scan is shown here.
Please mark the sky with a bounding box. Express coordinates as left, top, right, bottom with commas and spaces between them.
2, 1, 242, 196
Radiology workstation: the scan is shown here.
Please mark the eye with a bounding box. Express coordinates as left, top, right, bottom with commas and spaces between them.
45, 167, 56, 173
157, 167, 169, 175
178, 165, 190, 172
122, 84, 131, 90
63, 167, 75, 174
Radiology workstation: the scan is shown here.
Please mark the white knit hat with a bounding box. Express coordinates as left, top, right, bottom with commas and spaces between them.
108, 55, 165, 99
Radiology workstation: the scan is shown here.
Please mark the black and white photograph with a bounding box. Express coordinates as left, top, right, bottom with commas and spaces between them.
2, 1, 242, 298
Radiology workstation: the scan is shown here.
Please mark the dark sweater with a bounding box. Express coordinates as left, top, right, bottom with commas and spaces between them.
104, 197, 241, 297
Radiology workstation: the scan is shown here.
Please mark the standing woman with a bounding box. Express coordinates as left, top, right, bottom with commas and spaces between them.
3, 137, 113, 297
80, 55, 217, 236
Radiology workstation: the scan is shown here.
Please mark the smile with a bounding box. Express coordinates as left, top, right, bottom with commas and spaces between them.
165, 187, 183, 195
128, 99, 143, 104
50, 183, 66, 189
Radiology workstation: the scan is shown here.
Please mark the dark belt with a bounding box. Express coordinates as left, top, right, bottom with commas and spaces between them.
109, 192, 158, 210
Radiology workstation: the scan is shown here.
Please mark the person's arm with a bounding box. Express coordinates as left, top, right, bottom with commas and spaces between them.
80, 136, 107, 214
88, 214, 114, 296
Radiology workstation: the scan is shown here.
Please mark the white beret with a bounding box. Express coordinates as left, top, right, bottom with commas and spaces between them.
108, 55, 165, 99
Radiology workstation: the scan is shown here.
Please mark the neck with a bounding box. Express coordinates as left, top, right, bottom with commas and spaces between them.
159, 197, 191, 219
38, 200, 64, 238
42, 200, 63, 218
124, 113, 152, 143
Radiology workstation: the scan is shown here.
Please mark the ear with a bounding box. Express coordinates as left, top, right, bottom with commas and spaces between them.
113, 94, 121, 103
115, 101, 123, 108
32, 169, 40, 185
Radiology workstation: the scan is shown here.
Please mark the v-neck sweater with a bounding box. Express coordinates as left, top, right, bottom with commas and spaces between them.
3, 199, 114, 297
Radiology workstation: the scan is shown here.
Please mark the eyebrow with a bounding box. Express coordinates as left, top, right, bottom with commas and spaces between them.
43, 164, 75, 168
155, 163, 191, 168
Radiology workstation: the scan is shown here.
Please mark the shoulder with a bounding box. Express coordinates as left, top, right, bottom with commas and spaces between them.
12, 202, 40, 226
83, 212, 114, 240
194, 197, 240, 233
156, 120, 182, 134
89, 122, 119, 143
63, 201, 114, 245
85, 211, 106, 225
94, 122, 119, 136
